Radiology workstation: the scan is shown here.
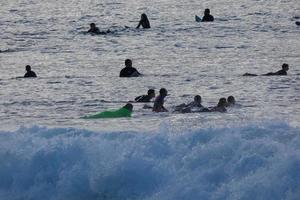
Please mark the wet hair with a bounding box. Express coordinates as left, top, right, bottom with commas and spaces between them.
125, 59, 132, 66
26, 65, 31, 71
227, 96, 235, 104
90, 23, 95, 27
147, 89, 155, 95
217, 98, 227, 107
159, 88, 167, 95
204, 9, 210, 15
141, 13, 148, 20
194, 95, 202, 103
123, 103, 133, 111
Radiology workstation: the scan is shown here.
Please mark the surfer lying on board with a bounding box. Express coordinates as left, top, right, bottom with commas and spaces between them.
87, 23, 111, 34
174, 95, 205, 113
136, 13, 151, 29
243, 63, 289, 76
82, 103, 133, 119
135, 89, 155, 102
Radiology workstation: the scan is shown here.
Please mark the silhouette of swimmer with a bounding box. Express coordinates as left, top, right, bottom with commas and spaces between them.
209, 98, 227, 112
202, 9, 214, 22
243, 63, 289, 76
174, 95, 204, 113
82, 103, 133, 119
296, 21, 300, 26
226, 96, 236, 107
24, 65, 37, 78
153, 88, 168, 112
136, 13, 151, 29
119, 59, 141, 77
135, 89, 155, 102
87, 23, 110, 34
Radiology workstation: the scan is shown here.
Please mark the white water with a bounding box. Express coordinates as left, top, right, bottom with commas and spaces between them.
0, 0, 300, 199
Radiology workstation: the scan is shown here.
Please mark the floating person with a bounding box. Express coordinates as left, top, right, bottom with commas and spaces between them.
136, 13, 151, 29
119, 59, 141, 77
82, 103, 133, 119
243, 63, 289, 76
135, 89, 155, 102
87, 23, 110, 34
226, 96, 236, 107
174, 95, 204, 113
24, 65, 37, 78
201, 9, 214, 22
209, 98, 227, 112
153, 88, 168, 112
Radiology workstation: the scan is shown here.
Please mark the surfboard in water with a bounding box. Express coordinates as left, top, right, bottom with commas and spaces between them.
195, 15, 201, 22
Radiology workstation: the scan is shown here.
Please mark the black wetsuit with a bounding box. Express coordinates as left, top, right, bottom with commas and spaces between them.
263, 69, 287, 76
24, 71, 37, 78
135, 95, 152, 102
136, 20, 151, 29
119, 67, 140, 77
202, 15, 214, 22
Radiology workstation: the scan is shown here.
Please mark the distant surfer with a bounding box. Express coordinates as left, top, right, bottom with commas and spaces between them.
209, 98, 227, 112
243, 63, 289, 76
24, 65, 37, 78
201, 9, 214, 22
296, 21, 300, 26
82, 103, 133, 119
153, 88, 168, 112
87, 23, 110, 34
136, 13, 151, 29
119, 59, 141, 77
135, 89, 155, 102
226, 96, 236, 107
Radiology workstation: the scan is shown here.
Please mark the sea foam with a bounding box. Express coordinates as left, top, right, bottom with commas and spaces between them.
0, 122, 299, 200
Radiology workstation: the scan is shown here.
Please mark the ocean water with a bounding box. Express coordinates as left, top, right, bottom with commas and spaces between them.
0, 0, 300, 199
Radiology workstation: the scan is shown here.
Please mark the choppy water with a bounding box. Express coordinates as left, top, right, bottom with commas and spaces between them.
0, 0, 300, 199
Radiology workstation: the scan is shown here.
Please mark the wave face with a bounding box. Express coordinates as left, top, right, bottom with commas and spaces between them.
0, 122, 300, 200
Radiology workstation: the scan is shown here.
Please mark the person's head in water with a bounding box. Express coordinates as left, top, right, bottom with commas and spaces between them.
217, 98, 227, 107
159, 88, 168, 97
90, 23, 96, 29
282, 63, 289, 72
141, 13, 149, 21
123, 103, 133, 112
148, 89, 155, 98
194, 95, 202, 103
204, 9, 210, 16
26, 65, 32, 72
125, 59, 132, 68
227, 96, 235, 105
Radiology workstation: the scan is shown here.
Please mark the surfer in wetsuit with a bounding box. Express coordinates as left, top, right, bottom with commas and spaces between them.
88, 23, 110, 34
174, 95, 204, 113
202, 9, 214, 22
135, 89, 155, 102
153, 88, 168, 112
226, 96, 236, 107
82, 103, 133, 119
136, 13, 151, 29
210, 98, 227, 112
24, 65, 37, 78
119, 59, 141, 77
243, 63, 289, 76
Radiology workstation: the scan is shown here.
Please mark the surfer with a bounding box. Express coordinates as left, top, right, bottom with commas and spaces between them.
201, 9, 214, 22
120, 59, 141, 77
135, 89, 155, 102
24, 65, 37, 78
153, 88, 168, 112
226, 96, 236, 107
87, 23, 110, 34
136, 13, 151, 29
82, 103, 133, 119
243, 63, 289, 76
174, 95, 204, 113
209, 98, 227, 112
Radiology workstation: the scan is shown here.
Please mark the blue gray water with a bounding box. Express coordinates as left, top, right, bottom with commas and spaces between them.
0, 0, 300, 199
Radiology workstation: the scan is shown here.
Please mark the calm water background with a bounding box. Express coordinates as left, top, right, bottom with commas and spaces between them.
0, 0, 300, 199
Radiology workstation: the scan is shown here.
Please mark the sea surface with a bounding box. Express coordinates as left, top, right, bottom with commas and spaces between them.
0, 0, 300, 199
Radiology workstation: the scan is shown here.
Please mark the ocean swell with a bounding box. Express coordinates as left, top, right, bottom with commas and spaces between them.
0, 122, 299, 200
